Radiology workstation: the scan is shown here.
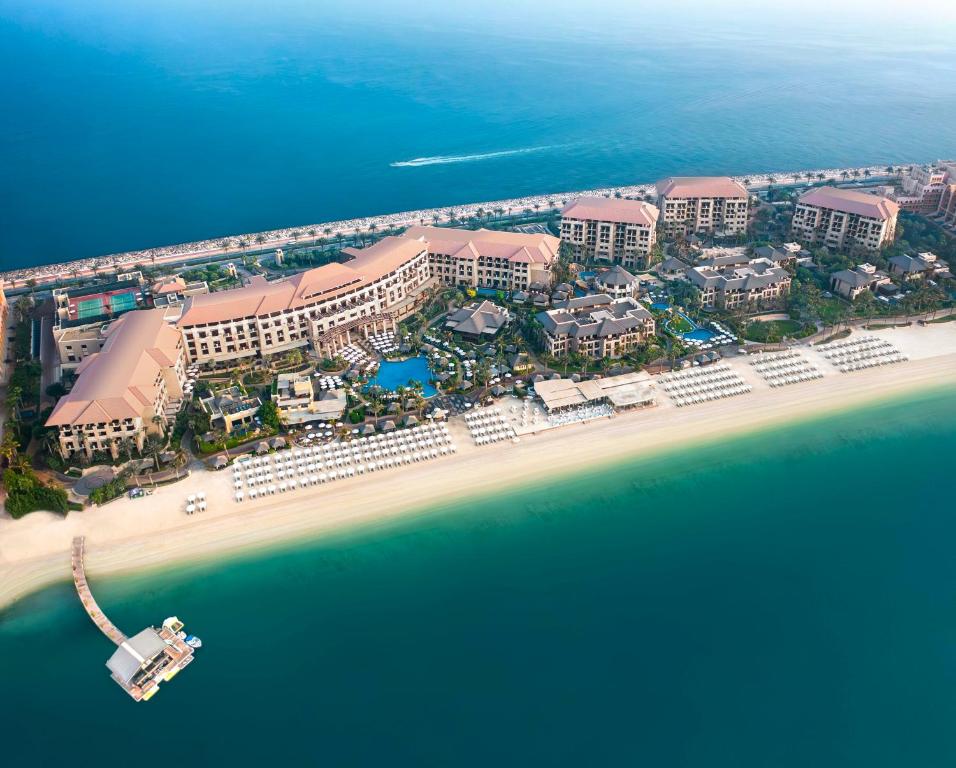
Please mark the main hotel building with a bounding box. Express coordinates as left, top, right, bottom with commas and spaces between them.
178, 228, 557, 365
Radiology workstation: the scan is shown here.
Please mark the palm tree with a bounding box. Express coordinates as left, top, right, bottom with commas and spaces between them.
308, 228, 317, 246
863, 169, 871, 178
432, 213, 441, 225
255, 233, 266, 246
143, 434, 163, 471
841, 171, 850, 181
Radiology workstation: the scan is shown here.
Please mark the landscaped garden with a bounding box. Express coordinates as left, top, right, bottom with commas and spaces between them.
743, 318, 816, 343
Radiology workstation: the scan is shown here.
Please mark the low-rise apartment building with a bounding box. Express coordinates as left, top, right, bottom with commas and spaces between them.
655, 177, 750, 237
402, 226, 558, 291
46, 308, 187, 460
177, 237, 432, 365
559, 197, 659, 270
537, 294, 655, 360
687, 258, 791, 310
791, 187, 899, 252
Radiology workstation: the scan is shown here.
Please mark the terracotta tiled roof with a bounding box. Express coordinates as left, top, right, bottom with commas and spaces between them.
656, 176, 748, 199
561, 197, 659, 226
47, 309, 182, 427
797, 187, 899, 220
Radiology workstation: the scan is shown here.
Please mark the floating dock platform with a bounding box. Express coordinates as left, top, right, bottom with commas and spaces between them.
71, 536, 197, 701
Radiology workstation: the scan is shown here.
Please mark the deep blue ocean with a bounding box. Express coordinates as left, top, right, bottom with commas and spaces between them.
1, 0, 955, 268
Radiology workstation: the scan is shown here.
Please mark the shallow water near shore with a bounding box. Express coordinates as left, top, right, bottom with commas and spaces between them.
3, 385, 956, 765
2, 0, 956, 266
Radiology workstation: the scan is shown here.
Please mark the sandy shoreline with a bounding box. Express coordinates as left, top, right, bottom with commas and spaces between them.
1, 324, 954, 612
0, 161, 908, 289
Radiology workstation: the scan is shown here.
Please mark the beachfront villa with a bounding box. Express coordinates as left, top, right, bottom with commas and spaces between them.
887, 252, 952, 281
655, 177, 750, 237
790, 187, 899, 252
537, 295, 655, 360
686, 257, 792, 310
593, 265, 639, 299
275, 372, 347, 424
200, 386, 262, 435
444, 300, 510, 339
402, 225, 558, 292
46, 308, 187, 460
559, 197, 659, 270
177, 236, 432, 365
829, 263, 893, 300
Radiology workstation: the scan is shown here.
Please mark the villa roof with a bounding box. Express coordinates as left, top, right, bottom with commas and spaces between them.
178, 237, 428, 326
561, 196, 659, 227
47, 309, 182, 427
537, 296, 652, 339
656, 176, 748, 200
595, 265, 637, 287
150, 276, 187, 295
402, 226, 559, 265
797, 187, 899, 220
445, 300, 509, 337
831, 268, 883, 288
687, 259, 791, 292
659, 256, 689, 272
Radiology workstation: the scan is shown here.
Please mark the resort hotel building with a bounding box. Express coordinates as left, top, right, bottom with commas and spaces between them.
892, 162, 956, 214
790, 187, 899, 252
177, 229, 558, 366
655, 177, 750, 237
559, 197, 659, 270
177, 237, 432, 365
686, 257, 792, 310
537, 294, 655, 360
401, 226, 558, 292
46, 308, 187, 460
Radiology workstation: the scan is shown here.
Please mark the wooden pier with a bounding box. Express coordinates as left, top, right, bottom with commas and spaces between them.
71, 536, 127, 646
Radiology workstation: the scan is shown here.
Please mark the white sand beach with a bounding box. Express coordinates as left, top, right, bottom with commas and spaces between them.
1, 322, 954, 610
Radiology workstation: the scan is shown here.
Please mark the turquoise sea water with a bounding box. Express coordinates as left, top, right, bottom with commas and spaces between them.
1, 0, 956, 268
3, 385, 956, 765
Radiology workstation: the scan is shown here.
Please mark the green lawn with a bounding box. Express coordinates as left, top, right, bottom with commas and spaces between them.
665, 314, 695, 334
743, 318, 813, 342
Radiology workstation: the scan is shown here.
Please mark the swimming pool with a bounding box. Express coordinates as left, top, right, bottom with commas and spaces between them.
683, 328, 716, 342
577, 271, 596, 280
368, 356, 438, 397
650, 302, 671, 311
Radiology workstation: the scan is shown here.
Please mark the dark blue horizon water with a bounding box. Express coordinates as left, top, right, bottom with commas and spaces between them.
1, 0, 955, 269
3, 385, 956, 766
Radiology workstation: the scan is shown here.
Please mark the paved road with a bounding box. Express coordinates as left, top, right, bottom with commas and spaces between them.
39, 314, 57, 409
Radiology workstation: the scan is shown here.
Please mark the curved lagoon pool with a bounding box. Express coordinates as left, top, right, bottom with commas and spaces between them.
368, 356, 437, 397
683, 328, 716, 342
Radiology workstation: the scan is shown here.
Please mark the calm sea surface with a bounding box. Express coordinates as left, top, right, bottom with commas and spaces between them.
2, 386, 956, 766
1, 0, 955, 267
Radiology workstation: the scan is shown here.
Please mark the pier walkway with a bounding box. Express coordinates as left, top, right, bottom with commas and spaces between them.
71, 537, 127, 646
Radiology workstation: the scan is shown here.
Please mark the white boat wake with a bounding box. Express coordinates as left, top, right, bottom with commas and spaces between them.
391, 146, 553, 167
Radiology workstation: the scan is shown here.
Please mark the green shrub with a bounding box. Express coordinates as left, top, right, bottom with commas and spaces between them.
3, 467, 69, 519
